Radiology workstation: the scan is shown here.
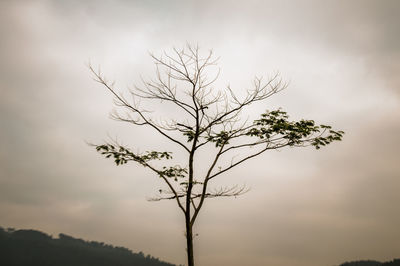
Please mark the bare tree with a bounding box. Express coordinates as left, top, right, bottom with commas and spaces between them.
89, 44, 343, 266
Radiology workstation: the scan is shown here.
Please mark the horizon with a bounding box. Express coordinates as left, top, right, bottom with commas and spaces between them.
1, 226, 399, 266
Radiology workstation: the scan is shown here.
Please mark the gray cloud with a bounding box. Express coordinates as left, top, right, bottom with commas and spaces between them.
0, 1, 399, 266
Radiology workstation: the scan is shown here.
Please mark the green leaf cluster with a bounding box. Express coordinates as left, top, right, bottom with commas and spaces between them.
207, 131, 231, 147
247, 109, 344, 148
95, 144, 187, 180
311, 125, 344, 149
183, 130, 196, 142
159, 166, 188, 181
95, 144, 172, 166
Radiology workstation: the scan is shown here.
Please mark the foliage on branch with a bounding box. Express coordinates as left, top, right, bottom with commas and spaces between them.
95, 144, 171, 165
160, 166, 187, 180
207, 130, 231, 147
95, 144, 187, 180
183, 130, 196, 142
247, 109, 344, 148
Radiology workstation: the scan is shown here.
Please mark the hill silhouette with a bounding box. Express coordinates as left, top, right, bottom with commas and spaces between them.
339, 259, 400, 266
1, 226, 398, 266
0, 226, 177, 266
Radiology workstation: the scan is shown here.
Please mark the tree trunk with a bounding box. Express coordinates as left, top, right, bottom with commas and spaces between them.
186, 217, 194, 266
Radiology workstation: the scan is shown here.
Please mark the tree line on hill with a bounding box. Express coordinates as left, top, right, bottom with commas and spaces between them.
0, 226, 178, 266
339, 259, 400, 266
1, 226, 397, 266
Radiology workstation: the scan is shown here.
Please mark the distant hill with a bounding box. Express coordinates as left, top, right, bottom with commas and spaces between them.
340, 259, 400, 266
0, 226, 177, 266
340, 260, 382, 266
2, 226, 398, 266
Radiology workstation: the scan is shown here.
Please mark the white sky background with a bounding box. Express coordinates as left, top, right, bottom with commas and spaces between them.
1, 0, 399, 265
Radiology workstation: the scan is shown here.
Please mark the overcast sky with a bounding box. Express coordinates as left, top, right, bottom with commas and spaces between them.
1, 1, 399, 266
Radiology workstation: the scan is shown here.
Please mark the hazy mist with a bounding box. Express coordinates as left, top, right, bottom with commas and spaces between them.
1, 1, 399, 265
